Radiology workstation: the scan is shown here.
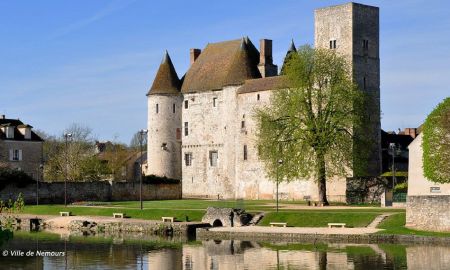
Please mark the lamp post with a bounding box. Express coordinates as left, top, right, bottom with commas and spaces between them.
36, 164, 43, 206
276, 159, 283, 212
64, 133, 72, 207
139, 129, 148, 210
389, 143, 397, 189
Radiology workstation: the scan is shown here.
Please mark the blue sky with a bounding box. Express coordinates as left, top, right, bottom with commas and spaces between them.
1, 0, 449, 144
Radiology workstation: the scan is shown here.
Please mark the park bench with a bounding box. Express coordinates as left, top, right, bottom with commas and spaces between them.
328, 223, 346, 228
113, 213, 125, 219
59, 212, 71, 217
270, 222, 287, 227
162, 216, 175, 223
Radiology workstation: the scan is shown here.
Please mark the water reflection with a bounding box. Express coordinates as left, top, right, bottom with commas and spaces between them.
0, 232, 449, 270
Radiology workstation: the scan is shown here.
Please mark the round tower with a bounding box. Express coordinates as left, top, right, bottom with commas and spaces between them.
146, 51, 182, 179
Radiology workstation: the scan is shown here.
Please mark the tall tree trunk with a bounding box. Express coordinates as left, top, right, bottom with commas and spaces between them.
316, 152, 329, 206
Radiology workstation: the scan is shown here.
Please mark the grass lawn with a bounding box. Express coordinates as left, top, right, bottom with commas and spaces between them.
377, 213, 450, 237
18, 200, 404, 228
23, 205, 205, 222
258, 211, 379, 227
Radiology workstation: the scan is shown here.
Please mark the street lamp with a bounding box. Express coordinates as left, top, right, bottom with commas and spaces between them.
64, 133, 72, 207
36, 163, 43, 206
139, 129, 148, 210
276, 159, 283, 212
388, 143, 399, 189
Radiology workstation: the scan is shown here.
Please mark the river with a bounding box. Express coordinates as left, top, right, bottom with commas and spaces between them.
0, 231, 449, 269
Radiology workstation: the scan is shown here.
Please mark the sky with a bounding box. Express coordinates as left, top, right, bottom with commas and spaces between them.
1, 0, 449, 144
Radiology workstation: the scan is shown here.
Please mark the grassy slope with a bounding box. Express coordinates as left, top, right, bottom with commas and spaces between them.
377, 213, 450, 237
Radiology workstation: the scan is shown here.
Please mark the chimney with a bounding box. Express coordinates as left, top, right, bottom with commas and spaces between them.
258, 39, 277, 77
259, 39, 273, 65
190, 48, 201, 65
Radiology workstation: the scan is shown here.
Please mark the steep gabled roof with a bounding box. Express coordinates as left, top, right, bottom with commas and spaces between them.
181, 38, 261, 93
237, 76, 290, 94
147, 51, 181, 96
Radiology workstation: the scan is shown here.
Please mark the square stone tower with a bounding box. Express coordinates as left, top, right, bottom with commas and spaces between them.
315, 2, 381, 176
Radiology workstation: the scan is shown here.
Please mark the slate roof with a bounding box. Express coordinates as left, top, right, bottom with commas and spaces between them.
0, 118, 43, 141
280, 39, 297, 75
147, 51, 181, 96
237, 76, 290, 94
181, 38, 261, 93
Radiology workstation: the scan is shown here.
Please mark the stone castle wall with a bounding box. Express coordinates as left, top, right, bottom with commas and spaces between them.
0, 181, 181, 204
406, 195, 450, 232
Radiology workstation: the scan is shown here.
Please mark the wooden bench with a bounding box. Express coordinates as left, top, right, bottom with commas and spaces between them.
328, 223, 346, 228
59, 212, 71, 217
162, 217, 175, 223
113, 213, 125, 219
270, 222, 287, 227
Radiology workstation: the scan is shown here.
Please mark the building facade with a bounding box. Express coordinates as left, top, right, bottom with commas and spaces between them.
0, 115, 44, 179
146, 2, 381, 201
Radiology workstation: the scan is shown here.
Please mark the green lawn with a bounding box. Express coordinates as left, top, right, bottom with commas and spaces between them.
23, 205, 205, 222
259, 211, 379, 227
18, 200, 405, 228
377, 213, 450, 237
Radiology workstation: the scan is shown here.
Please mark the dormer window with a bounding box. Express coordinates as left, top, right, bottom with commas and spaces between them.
5, 126, 14, 139
18, 124, 32, 139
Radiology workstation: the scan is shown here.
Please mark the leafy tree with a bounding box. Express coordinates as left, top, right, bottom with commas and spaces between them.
101, 142, 131, 180
42, 123, 105, 181
422, 97, 450, 183
255, 45, 367, 205
130, 131, 147, 150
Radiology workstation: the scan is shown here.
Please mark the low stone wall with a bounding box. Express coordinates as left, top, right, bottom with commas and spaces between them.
406, 195, 450, 232
197, 228, 450, 244
0, 181, 181, 204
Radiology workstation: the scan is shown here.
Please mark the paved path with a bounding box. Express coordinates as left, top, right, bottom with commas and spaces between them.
208, 226, 382, 235
367, 213, 393, 228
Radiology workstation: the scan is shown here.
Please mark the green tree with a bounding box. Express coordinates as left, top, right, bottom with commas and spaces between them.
422, 97, 450, 183
255, 46, 367, 205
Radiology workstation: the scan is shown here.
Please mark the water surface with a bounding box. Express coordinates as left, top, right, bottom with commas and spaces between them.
0, 231, 449, 270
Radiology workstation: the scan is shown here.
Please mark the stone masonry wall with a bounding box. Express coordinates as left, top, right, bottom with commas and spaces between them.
0, 181, 181, 204
406, 195, 450, 232
0, 140, 43, 179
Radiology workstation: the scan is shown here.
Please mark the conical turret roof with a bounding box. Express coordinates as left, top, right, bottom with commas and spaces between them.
147, 51, 181, 96
280, 39, 297, 75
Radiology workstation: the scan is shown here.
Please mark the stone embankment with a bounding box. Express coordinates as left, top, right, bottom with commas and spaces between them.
0, 214, 209, 237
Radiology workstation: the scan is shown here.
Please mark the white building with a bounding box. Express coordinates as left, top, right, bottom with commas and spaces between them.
406, 133, 450, 231
146, 3, 381, 201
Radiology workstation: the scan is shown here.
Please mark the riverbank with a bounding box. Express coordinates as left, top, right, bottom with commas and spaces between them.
196, 226, 450, 244
0, 213, 209, 237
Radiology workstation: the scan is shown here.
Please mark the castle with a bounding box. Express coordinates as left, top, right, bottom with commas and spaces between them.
146, 2, 381, 201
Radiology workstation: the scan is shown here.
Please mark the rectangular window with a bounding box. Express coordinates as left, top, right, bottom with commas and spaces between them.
363, 39, 369, 49
213, 97, 217, 107
156, 104, 159, 114
9, 149, 22, 161
184, 122, 189, 136
243, 145, 248, 161
185, 153, 192, 166
184, 100, 188, 109
209, 151, 218, 167
173, 104, 176, 113
330, 40, 336, 49
241, 121, 245, 129
257, 94, 260, 101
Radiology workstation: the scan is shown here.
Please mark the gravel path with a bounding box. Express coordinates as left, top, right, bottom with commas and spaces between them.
208, 226, 382, 235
